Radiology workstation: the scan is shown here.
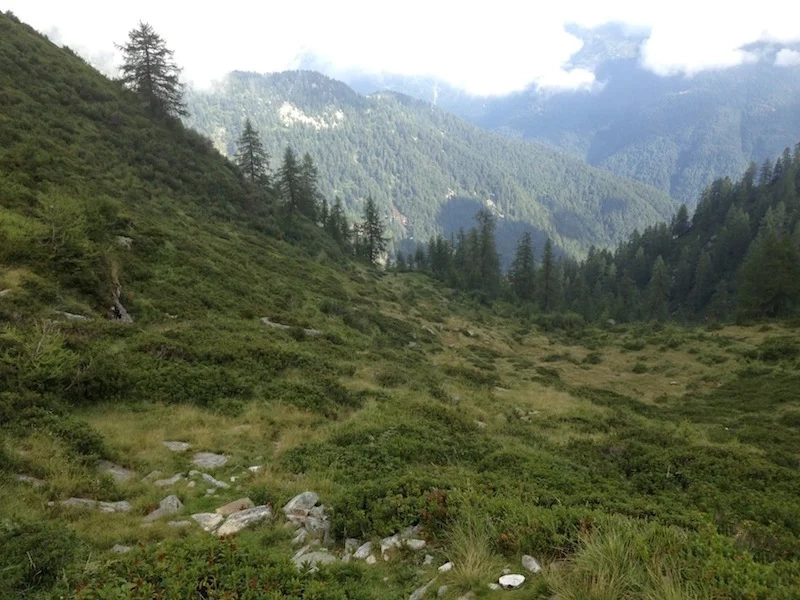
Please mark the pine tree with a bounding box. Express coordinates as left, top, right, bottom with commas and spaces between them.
297, 153, 321, 221
538, 238, 560, 312
509, 232, 536, 303
319, 197, 329, 228
646, 255, 671, 319
326, 196, 349, 247
670, 204, 690, 236
475, 208, 501, 299
117, 22, 186, 117
234, 118, 269, 185
278, 147, 301, 216
360, 197, 387, 265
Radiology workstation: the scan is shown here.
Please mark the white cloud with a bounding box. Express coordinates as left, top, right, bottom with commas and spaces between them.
775, 48, 800, 66
4, 0, 800, 95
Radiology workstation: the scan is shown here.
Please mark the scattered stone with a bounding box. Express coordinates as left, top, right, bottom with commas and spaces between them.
59, 498, 130, 513
58, 311, 91, 321
192, 452, 228, 469
154, 473, 185, 487
498, 574, 525, 590
292, 550, 337, 572
438, 561, 453, 573
187, 481, 196, 488
261, 317, 322, 337
405, 539, 427, 551
293, 545, 311, 560
16, 474, 45, 487
437, 585, 448, 598
163, 441, 192, 452
99, 501, 133, 513
216, 497, 255, 516
284, 520, 301, 531
192, 513, 224, 532
365, 555, 377, 565
345, 538, 360, 553
168, 520, 192, 528
143, 495, 183, 523
292, 528, 309, 546
354, 541, 373, 560
111, 544, 132, 553
97, 460, 135, 483
408, 341, 419, 348
423, 554, 434, 565
304, 516, 329, 539
216, 505, 272, 536
670, 381, 679, 385
476, 420, 487, 429
488, 583, 502, 591
0, 289, 10, 298
522, 554, 542, 573
202, 473, 230, 489
248, 465, 263, 473
607, 318, 617, 326
494, 386, 510, 393
457, 593, 476, 600
230, 476, 237, 482
283, 491, 319, 514
141, 470, 163, 483
410, 579, 436, 600
449, 395, 460, 405
502, 568, 511, 575
421, 325, 437, 336
381, 533, 401, 554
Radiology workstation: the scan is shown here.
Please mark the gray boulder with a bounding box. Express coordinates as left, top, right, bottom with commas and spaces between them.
202, 473, 230, 489
192, 452, 228, 469
498, 574, 525, 589
216, 505, 272, 536
522, 554, 542, 573
143, 495, 183, 523
111, 544, 132, 553
409, 579, 436, 600
354, 541, 373, 560
97, 461, 135, 483
215, 497, 254, 516
293, 550, 337, 572
163, 441, 192, 452
192, 512, 224, 532
283, 491, 319, 514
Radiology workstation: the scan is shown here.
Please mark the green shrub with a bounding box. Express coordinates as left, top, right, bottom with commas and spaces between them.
632, 361, 648, 374
0, 519, 77, 593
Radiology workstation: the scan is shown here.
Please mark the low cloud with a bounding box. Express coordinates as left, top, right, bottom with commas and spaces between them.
775, 48, 800, 67
5, 0, 800, 96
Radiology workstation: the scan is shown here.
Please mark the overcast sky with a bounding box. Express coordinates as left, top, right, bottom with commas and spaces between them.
5, 0, 800, 95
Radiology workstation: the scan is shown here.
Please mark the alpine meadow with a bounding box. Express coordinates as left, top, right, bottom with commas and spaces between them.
2, 10, 800, 600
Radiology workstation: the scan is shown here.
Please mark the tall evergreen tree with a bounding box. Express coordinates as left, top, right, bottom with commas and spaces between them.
297, 153, 321, 221
538, 238, 560, 312
117, 22, 186, 117
509, 232, 536, 303
475, 208, 501, 298
278, 147, 301, 216
326, 196, 349, 247
646, 255, 671, 319
234, 118, 270, 185
360, 197, 387, 265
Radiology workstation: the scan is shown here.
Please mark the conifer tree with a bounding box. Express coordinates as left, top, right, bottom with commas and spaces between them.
326, 196, 349, 247
298, 153, 321, 221
509, 232, 536, 303
646, 255, 671, 319
538, 238, 560, 312
234, 118, 270, 185
360, 196, 387, 265
117, 22, 187, 117
475, 208, 501, 298
278, 147, 301, 215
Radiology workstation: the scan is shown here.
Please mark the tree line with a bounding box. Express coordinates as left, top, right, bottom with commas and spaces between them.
117, 22, 388, 265
399, 143, 800, 323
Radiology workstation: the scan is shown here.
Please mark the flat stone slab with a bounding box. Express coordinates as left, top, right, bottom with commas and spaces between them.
143, 495, 183, 523
163, 441, 192, 452
354, 541, 373, 560
216, 505, 272, 537
153, 473, 185, 487
292, 550, 337, 571
202, 473, 230, 489
405, 539, 426, 551
60, 498, 131, 513
283, 491, 319, 514
215, 497, 254, 516
499, 574, 525, 589
98, 461, 135, 483
192, 512, 224, 532
522, 554, 542, 573
192, 452, 228, 469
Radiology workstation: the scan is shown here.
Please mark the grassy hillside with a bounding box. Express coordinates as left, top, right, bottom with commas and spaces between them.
2, 12, 800, 600
185, 71, 678, 258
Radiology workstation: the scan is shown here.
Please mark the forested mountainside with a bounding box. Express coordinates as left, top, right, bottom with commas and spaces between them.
406, 145, 800, 323
3, 12, 800, 600
341, 25, 800, 207
185, 70, 677, 258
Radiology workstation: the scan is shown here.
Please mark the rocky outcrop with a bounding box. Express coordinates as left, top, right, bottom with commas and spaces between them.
215, 497, 254, 516
216, 505, 272, 536
143, 495, 183, 522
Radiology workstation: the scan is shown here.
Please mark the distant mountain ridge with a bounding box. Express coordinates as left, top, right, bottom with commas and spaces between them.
328, 25, 800, 206
185, 70, 677, 259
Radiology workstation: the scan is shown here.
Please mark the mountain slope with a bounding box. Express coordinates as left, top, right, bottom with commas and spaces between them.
339, 25, 800, 206
185, 71, 677, 257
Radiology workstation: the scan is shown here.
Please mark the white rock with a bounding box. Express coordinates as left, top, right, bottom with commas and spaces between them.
293, 545, 311, 560
438, 561, 453, 573
292, 529, 309, 546
283, 491, 319, 514
163, 441, 192, 452
405, 539, 427, 551
216, 505, 272, 536
409, 579, 436, 600
168, 520, 192, 528
457, 593, 476, 600
187, 481, 196, 488
16, 474, 45, 487
423, 554, 434, 565
97, 461, 135, 483
192, 452, 228, 469
0, 289, 10, 297
381, 533, 401, 554
111, 544, 132, 553
401, 524, 422, 539
437, 585, 449, 598
522, 554, 542, 573
154, 473, 184, 487
99, 501, 133, 513
192, 512, 224, 532
345, 538, 361, 553
354, 541, 373, 560
365, 554, 377, 565
141, 470, 162, 483
248, 465, 263, 473
488, 583, 502, 590
498, 574, 525, 589
201, 473, 230, 489
143, 495, 183, 523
